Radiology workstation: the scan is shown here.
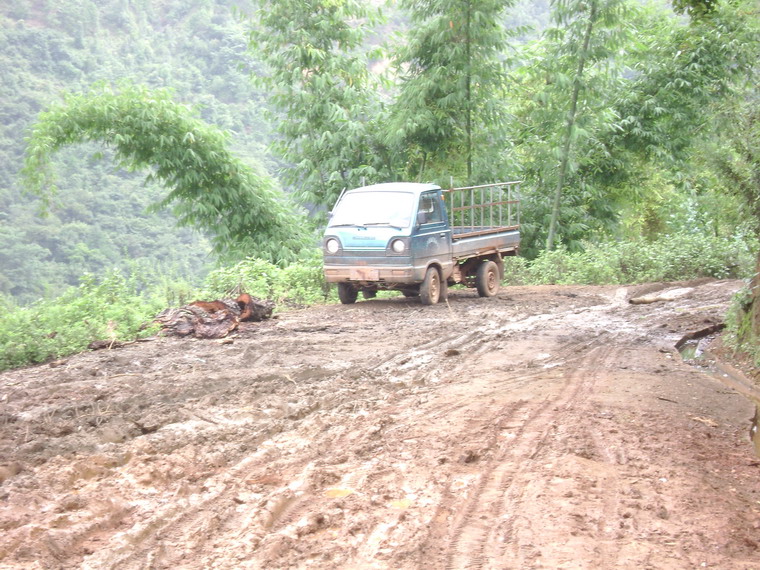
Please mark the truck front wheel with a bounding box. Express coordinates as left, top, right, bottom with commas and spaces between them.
476, 261, 500, 297
338, 283, 358, 304
420, 267, 441, 305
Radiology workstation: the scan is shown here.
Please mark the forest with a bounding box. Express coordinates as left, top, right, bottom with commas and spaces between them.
0, 0, 758, 370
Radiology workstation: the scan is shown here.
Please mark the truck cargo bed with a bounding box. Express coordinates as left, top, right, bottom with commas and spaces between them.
451, 227, 520, 260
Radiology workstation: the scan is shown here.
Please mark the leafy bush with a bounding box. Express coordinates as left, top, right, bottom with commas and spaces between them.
511, 233, 757, 286
0, 269, 162, 371
201, 248, 334, 308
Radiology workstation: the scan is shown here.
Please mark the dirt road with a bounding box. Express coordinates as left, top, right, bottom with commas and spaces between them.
1, 280, 759, 569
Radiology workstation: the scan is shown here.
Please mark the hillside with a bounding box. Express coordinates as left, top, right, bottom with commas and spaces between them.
0, 0, 268, 303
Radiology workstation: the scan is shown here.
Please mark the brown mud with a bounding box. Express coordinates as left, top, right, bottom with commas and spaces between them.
1, 279, 759, 569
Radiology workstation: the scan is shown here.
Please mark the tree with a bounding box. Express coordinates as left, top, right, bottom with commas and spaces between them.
614, 0, 759, 358
613, 1, 757, 168
513, 0, 630, 253
247, 0, 385, 210
591, 0, 759, 247
543, 0, 630, 251
22, 83, 309, 264
388, 0, 515, 184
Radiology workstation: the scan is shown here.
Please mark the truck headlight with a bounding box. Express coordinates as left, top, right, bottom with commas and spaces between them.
390, 239, 406, 253
325, 238, 341, 254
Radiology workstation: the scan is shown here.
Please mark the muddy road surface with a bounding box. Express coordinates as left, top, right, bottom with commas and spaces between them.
1, 280, 759, 569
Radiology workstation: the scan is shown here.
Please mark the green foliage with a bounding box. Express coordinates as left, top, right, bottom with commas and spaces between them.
21, 83, 309, 264
503, 233, 758, 286
671, 0, 718, 20
707, 92, 760, 224
511, 0, 760, 257
248, 0, 387, 211
1, 151, 214, 303
201, 249, 334, 307
723, 281, 760, 366
614, 0, 759, 167
0, 0, 275, 303
516, 0, 631, 251
387, 0, 515, 183
0, 269, 162, 371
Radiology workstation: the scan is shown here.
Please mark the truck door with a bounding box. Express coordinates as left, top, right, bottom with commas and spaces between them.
412, 190, 453, 278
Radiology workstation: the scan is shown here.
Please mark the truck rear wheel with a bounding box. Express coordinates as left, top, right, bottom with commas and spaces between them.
476, 261, 500, 297
420, 267, 441, 305
337, 283, 358, 304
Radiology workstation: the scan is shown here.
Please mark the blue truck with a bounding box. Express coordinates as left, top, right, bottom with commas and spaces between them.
322, 181, 521, 305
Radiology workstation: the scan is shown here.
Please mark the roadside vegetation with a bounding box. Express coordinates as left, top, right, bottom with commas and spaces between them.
0, 0, 758, 370
2, 231, 756, 372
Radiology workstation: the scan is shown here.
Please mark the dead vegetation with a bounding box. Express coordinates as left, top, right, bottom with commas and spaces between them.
155, 293, 275, 338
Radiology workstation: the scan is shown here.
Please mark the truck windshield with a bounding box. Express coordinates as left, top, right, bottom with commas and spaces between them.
328, 191, 414, 229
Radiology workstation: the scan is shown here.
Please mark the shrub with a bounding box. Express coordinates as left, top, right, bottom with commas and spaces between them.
0, 269, 162, 371
201, 248, 335, 308
522, 233, 757, 286
723, 283, 760, 366
501, 256, 531, 285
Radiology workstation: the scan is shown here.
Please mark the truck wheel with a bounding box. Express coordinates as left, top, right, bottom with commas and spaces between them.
476, 261, 500, 297
337, 283, 358, 304
401, 289, 419, 298
420, 267, 441, 305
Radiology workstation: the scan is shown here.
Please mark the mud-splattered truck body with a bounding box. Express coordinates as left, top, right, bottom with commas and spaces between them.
322, 181, 521, 305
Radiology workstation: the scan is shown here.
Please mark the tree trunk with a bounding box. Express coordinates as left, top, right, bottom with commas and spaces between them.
545, 1, 598, 251
465, 0, 473, 184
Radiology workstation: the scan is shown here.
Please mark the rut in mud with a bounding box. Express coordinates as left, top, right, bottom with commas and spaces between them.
0, 280, 759, 569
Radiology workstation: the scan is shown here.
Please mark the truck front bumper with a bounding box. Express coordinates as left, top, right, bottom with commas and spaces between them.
323, 264, 419, 285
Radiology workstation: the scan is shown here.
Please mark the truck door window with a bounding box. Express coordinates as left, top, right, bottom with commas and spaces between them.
418, 192, 443, 224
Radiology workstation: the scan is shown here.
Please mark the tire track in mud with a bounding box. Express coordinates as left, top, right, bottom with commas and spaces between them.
75, 296, 622, 568
91, 310, 606, 568
420, 340, 621, 570
96, 413, 360, 567
371, 306, 601, 389
490, 343, 625, 568
81, 325, 461, 568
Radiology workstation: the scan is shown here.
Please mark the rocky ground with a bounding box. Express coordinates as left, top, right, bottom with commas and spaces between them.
1, 279, 759, 569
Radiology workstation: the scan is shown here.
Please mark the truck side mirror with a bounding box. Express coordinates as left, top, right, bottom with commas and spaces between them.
417, 211, 427, 226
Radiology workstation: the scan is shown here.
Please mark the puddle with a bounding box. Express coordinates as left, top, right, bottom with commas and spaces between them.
678, 340, 704, 361
677, 326, 760, 457
675, 323, 724, 360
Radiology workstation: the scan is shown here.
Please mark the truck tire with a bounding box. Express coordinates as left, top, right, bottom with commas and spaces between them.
420, 267, 441, 305
476, 260, 500, 297
338, 283, 358, 304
